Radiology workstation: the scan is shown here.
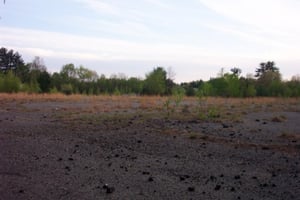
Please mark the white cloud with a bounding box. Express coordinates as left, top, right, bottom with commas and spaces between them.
198, 0, 300, 34
0, 26, 209, 62
74, 0, 119, 15
143, 0, 171, 9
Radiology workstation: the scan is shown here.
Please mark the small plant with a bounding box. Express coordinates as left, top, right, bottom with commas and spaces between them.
207, 107, 220, 119
172, 86, 185, 109
163, 98, 173, 117
198, 112, 207, 120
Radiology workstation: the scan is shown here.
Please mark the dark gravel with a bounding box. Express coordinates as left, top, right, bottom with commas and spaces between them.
0, 99, 299, 200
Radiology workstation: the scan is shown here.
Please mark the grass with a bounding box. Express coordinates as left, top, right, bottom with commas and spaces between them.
1, 93, 299, 123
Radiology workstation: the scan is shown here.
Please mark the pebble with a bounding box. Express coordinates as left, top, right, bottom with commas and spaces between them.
148, 177, 154, 182
103, 184, 115, 194
214, 185, 221, 190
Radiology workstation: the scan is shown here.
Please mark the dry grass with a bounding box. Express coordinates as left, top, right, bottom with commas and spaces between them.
0, 93, 298, 117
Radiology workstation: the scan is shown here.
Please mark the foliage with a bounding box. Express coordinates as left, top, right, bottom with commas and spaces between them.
0, 47, 24, 73
143, 67, 167, 95
0, 71, 21, 93
61, 84, 73, 95
1, 47, 300, 98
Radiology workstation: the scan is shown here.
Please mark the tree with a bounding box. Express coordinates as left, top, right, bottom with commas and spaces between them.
143, 67, 167, 95
255, 61, 279, 78
230, 67, 242, 77
60, 63, 77, 80
254, 61, 282, 96
29, 56, 46, 72
37, 71, 51, 93
77, 65, 98, 82
0, 47, 24, 73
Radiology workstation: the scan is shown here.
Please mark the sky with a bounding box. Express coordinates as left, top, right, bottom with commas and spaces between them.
0, 0, 299, 83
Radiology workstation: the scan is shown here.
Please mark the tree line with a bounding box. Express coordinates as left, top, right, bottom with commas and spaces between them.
0, 47, 300, 97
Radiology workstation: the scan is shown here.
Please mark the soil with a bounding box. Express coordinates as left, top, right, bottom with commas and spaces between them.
0, 96, 299, 200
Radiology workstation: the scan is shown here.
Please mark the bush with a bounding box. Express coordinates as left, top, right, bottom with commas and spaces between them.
61, 84, 73, 95
0, 71, 21, 93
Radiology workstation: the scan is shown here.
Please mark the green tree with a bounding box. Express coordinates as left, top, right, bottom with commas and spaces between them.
37, 71, 51, 93
77, 65, 98, 82
255, 61, 279, 78
255, 62, 281, 96
0, 47, 24, 74
60, 63, 77, 80
143, 67, 167, 95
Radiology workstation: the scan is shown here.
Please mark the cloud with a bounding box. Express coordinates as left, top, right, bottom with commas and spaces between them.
74, 0, 119, 15
143, 0, 172, 9
0, 26, 210, 62
198, 0, 300, 34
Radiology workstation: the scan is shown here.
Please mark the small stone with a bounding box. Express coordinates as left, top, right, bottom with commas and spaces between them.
234, 175, 241, 180
188, 187, 195, 192
230, 187, 236, 192
222, 124, 229, 128
148, 177, 154, 182
214, 185, 221, 190
103, 184, 115, 194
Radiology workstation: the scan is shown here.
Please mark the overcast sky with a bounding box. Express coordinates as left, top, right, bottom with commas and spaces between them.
0, 0, 299, 82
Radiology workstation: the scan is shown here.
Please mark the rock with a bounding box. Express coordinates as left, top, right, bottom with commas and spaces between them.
179, 175, 190, 181
234, 175, 241, 180
148, 177, 154, 182
214, 185, 221, 190
103, 184, 115, 194
65, 166, 71, 171
188, 187, 195, 192
222, 124, 230, 128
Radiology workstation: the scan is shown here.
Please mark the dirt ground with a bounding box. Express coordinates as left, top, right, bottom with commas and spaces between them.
0, 94, 299, 200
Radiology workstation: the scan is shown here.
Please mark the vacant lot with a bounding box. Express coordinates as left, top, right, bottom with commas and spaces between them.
0, 94, 299, 200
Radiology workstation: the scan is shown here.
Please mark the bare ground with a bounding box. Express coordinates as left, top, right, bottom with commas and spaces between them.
0, 95, 299, 200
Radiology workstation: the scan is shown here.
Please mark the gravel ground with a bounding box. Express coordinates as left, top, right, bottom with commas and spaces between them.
0, 97, 299, 200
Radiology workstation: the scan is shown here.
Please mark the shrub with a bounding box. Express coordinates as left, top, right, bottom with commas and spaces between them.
61, 84, 73, 95
0, 71, 21, 93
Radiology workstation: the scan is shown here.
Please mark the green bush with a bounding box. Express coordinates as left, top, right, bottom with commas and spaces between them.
61, 84, 73, 95
0, 71, 21, 93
